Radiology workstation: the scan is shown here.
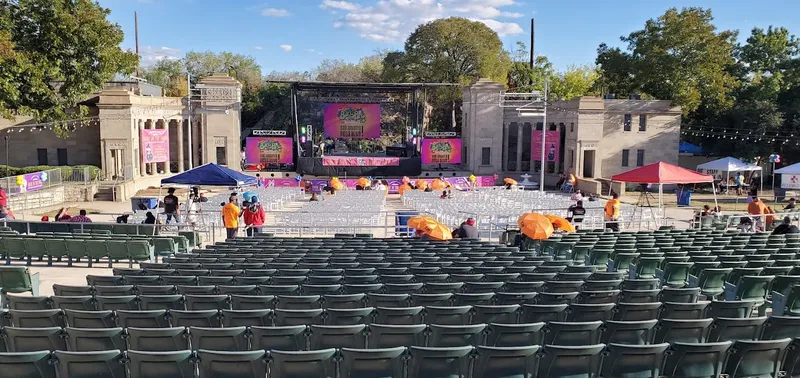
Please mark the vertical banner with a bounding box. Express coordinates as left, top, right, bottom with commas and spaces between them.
323, 103, 381, 139
421, 138, 463, 164
532, 130, 561, 163
140, 129, 170, 164
245, 137, 294, 165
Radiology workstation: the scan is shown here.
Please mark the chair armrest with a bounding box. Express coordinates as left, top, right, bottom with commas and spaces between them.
723, 282, 737, 301
687, 274, 699, 287
29, 272, 40, 296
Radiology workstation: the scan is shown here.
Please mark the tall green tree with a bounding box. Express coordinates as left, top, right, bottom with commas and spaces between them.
507, 42, 599, 100
596, 7, 739, 113
140, 59, 187, 97
0, 0, 138, 131
399, 17, 510, 85
182, 51, 262, 91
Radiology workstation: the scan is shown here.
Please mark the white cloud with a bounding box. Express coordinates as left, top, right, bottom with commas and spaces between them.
307, 48, 324, 56
254, 46, 263, 50
320, 0, 525, 43
138, 46, 182, 67
321, 0, 359, 11
261, 8, 292, 17
279, 44, 293, 52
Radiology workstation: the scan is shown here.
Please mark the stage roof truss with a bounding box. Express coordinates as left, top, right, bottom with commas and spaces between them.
500, 92, 546, 117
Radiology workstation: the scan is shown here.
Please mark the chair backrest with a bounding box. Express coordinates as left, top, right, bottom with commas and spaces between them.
0, 266, 33, 293
600, 343, 670, 378
0, 350, 56, 378
54, 350, 125, 378
196, 350, 266, 378
538, 344, 605, 378
126, 350, 194, 378
474, 345, 540, 378
408, 346, 473, 378
339, 347, 406, 378
723, 339, 792, 378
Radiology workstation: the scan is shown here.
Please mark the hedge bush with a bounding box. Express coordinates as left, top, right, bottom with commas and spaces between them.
0, 165, 102, 180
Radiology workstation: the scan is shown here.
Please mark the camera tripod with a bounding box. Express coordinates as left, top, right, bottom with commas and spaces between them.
627, 188, 659, 230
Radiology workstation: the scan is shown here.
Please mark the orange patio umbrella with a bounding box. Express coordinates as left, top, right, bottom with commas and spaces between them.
407, 216, 441, 230
423, 222, 452, 241
518, 212, 554, 240
416, 180, 429, 191
545, 214, 576, 233
357, 177, 371, 188
504, 178, 518, 185
430, 178, 447, 190
330, 177, 345, 191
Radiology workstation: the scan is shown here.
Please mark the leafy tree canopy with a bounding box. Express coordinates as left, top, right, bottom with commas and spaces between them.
0, 0, 138, 132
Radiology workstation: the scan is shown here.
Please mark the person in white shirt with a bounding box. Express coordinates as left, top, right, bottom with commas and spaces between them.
570, 190, 583, 202
186, 194, 201, 227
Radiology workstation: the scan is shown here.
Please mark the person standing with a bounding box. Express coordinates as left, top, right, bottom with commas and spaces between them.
748, 196, 768, 231
735, 172, 745, 196
222, 196, 241, 240
568, 200, 586, 227
163, 188, 180, 224
604, 193, 621, 231
243, 196, 265, 236
0, 186, 7, 208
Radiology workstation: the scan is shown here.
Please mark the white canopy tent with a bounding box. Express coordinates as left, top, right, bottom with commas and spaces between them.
775, 163, 800, 190
775, 162, 800, 175
697, 157, 763, 193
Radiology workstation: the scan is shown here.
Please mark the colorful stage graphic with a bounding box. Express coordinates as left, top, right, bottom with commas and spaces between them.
421, 138, 462, 164
323, 103, 381, 139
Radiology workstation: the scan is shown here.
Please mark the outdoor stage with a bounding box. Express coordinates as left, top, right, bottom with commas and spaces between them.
297, 156, 422, 177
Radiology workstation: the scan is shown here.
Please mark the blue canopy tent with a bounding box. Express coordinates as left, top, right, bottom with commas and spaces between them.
152, 164, 258, 235
679, 142, 703, 155
161, 163, 257, 186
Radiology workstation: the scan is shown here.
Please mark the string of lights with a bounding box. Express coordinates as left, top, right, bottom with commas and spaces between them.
681, 127, 800, 145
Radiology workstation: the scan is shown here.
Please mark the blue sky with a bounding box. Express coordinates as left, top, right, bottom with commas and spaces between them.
98, 0, 800, 74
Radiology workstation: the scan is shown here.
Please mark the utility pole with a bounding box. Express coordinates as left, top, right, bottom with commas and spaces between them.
529, 18, 535, 68
187, 73, 193, 169
134, 12, 140, 76
540, 81, 548, 192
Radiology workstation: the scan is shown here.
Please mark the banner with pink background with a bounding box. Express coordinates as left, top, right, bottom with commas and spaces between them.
260, 175, 497, 194
421, 138, 462, 164
323, 103, 381, 139
141, 129, 170, 164
532, 130, 561, 163
245, 137, 294, 165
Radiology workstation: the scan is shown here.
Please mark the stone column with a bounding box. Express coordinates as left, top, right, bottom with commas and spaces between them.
177, 119, 185, 172
138, 120, 146, 177
160, 119, 168, 174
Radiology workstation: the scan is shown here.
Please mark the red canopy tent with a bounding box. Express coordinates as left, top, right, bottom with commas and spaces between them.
611, 161, 717, 209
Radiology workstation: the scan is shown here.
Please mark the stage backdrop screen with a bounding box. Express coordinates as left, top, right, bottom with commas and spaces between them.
245, 137, 294, 165
421, 138, 462, 164
323, 103, 381, 139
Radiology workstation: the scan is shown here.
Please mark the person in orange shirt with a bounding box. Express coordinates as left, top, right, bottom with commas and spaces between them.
747, 196, 768, 231
222, 196, 241, 240
765, 206, 777, 229
604, 193, 621, 231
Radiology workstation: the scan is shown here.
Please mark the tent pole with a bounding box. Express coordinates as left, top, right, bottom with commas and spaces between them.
711, 181, 719, 211
726, 171, 729, 196
154, 186, 163, 238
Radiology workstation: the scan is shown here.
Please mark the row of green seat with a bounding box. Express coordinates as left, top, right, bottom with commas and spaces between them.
0, 340, 797, 378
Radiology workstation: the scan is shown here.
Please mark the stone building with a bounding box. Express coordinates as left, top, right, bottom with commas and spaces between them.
0, 73, 242, 180
462, 79, 682, 189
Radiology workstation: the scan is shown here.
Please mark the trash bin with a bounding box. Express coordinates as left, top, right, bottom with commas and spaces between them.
676, 189, 692, 207
775, 187, 787, 202
395, 211, 420, 236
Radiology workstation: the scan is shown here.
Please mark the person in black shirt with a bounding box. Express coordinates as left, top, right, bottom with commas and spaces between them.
163, 188, 180, 224
773, 216, 800, 235
567, 200, 586, 228
786, 198, 796, 210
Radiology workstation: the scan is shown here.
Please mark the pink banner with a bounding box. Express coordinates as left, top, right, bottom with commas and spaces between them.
245, 137, 293, 165
261, 175, 498, 194
421, 138, 462, 164
532, 130, 561, 163
323, 103, 381, 139
322, 156, 400, 167
141, 129, 169, 164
